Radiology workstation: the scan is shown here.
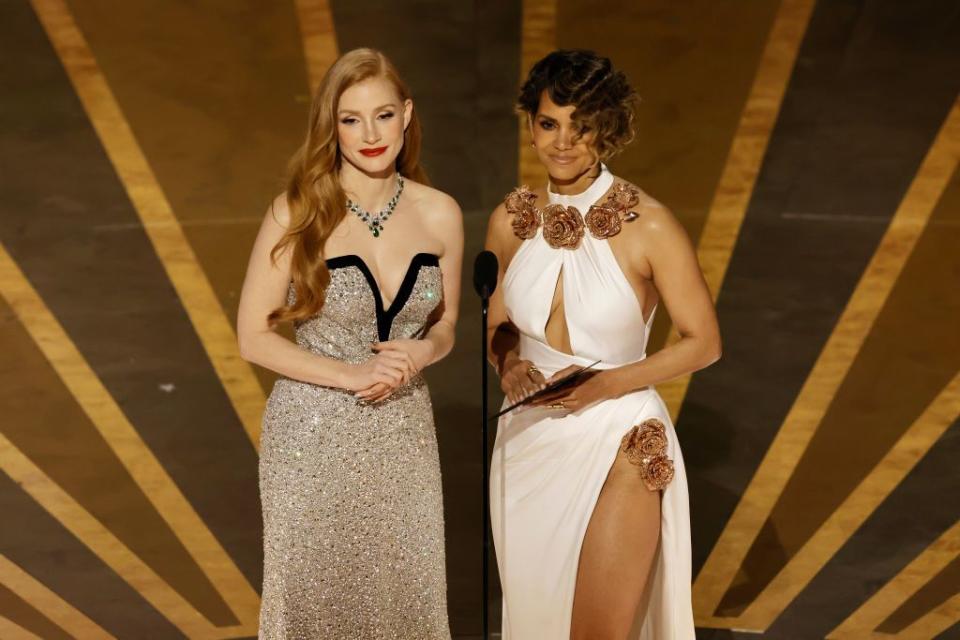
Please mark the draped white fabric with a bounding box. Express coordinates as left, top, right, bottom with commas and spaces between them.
491, 166, 695, 639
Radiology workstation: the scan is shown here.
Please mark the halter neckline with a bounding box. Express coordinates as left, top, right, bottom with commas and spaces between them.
547, 163, 614, 210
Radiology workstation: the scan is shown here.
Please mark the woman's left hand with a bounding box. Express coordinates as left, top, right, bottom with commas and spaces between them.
356, 339, 436, 403
530, 366, 623, 413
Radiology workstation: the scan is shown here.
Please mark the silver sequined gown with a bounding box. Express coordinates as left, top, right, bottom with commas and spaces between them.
258, 252, 450, 639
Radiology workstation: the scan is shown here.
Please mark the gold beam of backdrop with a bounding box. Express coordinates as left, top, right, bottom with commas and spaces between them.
738, 373, 960, 629
294, 0, 339, 91
694, 97, 960, 630
0, 555, 115, 640
0, 243, 260, 634
518, 0, 555, 188
29, 0, 266, 451
659, 0, 817, 421
0, 615, 45, 640
830, 517, 960, 639
0, 433, 253, 639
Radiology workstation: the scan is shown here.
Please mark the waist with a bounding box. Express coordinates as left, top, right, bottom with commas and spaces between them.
518, 334, 644, 376
268, 374, 428, 406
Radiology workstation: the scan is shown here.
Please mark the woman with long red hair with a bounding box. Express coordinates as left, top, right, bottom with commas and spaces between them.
237, 48, 462, 638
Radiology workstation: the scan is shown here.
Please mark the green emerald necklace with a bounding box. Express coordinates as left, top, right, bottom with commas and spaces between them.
346, 175, 404, 238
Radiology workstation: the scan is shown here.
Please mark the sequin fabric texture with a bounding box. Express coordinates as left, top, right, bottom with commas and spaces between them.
258, 255, 450, 639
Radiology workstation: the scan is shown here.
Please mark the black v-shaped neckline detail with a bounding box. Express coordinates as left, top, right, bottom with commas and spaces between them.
325, 252, 440, 341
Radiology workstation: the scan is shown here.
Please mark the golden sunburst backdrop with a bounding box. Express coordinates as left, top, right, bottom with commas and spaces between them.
1, 0, 958, 638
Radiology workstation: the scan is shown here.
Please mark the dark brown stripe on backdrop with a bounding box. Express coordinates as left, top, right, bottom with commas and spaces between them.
335, 0, 486, 203
0, 471, 186, 639
878, 554, 960, 634
766, 421, 960, 637
936, 619, 960, 639
678, 0, 960, 578
63, 0, 311, 394
721, 143, 960, 614
0, 293, 235, 625
0, 0, 262, 590
0, 582, 72, 640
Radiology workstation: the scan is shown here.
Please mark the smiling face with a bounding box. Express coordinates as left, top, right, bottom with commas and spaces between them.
529, 90, 600, 185
337, 76, 413, 176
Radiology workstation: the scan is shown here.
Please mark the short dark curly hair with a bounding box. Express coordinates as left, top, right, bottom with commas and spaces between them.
518, 49, 638, 161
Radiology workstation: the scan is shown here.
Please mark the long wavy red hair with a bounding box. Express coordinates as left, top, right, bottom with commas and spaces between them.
269, 48, 427, 325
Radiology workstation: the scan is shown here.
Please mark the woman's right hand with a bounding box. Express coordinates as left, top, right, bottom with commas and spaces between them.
500, 354, 547, 405
342, 352, 413, 392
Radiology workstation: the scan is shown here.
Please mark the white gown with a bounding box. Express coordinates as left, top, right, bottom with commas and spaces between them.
490, 166, 696, 639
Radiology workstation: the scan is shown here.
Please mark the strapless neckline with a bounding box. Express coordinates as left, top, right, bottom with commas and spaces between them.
325, 252, 440, 341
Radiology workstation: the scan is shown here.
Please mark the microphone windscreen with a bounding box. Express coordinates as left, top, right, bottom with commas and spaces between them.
473, 250, 499, 299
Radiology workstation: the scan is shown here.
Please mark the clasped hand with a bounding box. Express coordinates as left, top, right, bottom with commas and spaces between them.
348, 339, 435, 403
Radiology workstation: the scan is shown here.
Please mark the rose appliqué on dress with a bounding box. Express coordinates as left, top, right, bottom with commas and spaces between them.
542, 204, 586, 249
503, 181, 643, 247
620, 417, 675, 491
609, 182, 641, 211
584, 205, 622, 239
504, 186, 541, 239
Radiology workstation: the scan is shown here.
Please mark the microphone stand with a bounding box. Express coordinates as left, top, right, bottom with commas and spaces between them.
473, 250, 497, 640
480, 292, 491, 640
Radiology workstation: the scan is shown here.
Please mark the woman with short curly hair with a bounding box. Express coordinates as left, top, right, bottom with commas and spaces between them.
485, 49, 719, 639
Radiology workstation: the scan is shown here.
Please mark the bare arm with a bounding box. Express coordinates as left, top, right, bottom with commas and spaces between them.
602, 205, 721, 395
236, 196, 405, 390
418, 194, 464, 366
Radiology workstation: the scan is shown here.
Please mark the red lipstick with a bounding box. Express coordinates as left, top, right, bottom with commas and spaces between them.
359, 146, 388, 157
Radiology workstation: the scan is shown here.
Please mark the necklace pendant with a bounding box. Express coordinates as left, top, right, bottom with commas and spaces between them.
346, 174, 404, 239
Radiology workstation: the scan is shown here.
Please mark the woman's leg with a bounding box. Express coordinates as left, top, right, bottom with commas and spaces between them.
570, 447, 661, 639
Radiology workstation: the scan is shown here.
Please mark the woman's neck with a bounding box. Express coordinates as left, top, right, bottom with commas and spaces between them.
340, 161, 399, 211
549, 163, 602, 196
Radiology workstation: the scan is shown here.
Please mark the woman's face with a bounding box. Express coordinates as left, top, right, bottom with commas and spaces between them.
337, 76, 412, 176
530, 90, 599, 182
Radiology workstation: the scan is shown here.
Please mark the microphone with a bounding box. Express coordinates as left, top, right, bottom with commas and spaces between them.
472, 249, 498, 640
473, 250, 499, 300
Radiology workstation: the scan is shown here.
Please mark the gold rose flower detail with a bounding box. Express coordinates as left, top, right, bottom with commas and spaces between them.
503, 180, 643, 245
542, 204, 585, 249
504, 186, 541, 239
636, 418, 669, 456
608, 182, 640, 210
505, 185, 537, 211
643, 455, 675, 491
584, 205, 622, 239
620, 417, 674, 491
511, 206, 541, 239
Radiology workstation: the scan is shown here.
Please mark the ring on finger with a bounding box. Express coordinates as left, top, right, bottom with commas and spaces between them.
526, 364, 541, 380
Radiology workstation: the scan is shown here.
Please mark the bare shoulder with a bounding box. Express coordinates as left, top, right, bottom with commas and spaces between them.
488, 184, 546, 260
267, 192, 292, 229
488, 200, 511, 232
404, 179, 460, 218
488, 185, 534, 230
614, 179, 686, 241
486, 202, 514, 260
403, 179, 462, 252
